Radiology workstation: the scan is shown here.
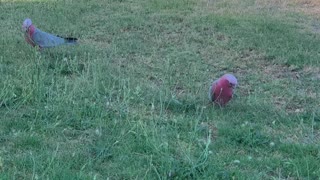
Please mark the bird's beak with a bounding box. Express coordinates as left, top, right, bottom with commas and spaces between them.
22, 26, 28, 33
229, 83, 236, 89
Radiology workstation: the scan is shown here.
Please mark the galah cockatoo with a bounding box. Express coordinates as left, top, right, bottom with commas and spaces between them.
22, 18, 77, 49
208, 74, 238, 106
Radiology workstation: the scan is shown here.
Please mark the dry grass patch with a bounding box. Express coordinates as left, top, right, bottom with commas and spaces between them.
256, 0, 320, 16
303, 66, 320, 80
231, 49, 319, 114
199, 0, 320, 17
292, 0, 320, 16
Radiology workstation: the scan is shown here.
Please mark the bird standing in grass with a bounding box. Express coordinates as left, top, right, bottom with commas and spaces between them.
22, 18, 78, 49
208, 74, 238, 106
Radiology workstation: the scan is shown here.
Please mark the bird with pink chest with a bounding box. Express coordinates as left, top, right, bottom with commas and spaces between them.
208, 74, 238, 106
22, 18, 78, 50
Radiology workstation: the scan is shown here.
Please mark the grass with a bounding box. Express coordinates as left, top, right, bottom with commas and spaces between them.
1, 0, 320, 179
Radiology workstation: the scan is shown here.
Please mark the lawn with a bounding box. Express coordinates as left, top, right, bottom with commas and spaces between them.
0, 0, 320, 179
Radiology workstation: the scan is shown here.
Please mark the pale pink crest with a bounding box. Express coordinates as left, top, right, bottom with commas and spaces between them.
22, 18, 32, 32
222, 74, 238, 86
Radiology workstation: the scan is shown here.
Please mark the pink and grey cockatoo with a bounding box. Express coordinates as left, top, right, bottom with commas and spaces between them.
208, 74, 238, 106
22, 18, 77, 49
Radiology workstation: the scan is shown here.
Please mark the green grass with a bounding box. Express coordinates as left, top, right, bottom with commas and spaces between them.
1, 0, 320, 179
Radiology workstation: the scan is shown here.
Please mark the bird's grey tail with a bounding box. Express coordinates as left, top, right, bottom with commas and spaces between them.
57, 35, 78, 44
64, 37, 77, 44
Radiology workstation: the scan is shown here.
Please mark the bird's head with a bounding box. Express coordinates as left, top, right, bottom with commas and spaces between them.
22, 18, 32, 32
222, 74, 238, 89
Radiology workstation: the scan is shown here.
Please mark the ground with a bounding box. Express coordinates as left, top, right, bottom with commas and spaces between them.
0, 0, 320, 179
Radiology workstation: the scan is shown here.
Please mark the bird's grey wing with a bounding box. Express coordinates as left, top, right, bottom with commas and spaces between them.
208, 80, 218, 101
32, 28, 66, 48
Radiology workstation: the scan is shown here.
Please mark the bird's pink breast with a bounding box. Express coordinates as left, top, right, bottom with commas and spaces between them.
213, 82, 233, 106
25, 25, 36, 47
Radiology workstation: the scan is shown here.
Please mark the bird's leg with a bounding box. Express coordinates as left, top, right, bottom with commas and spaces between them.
37, 46, 43, 52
